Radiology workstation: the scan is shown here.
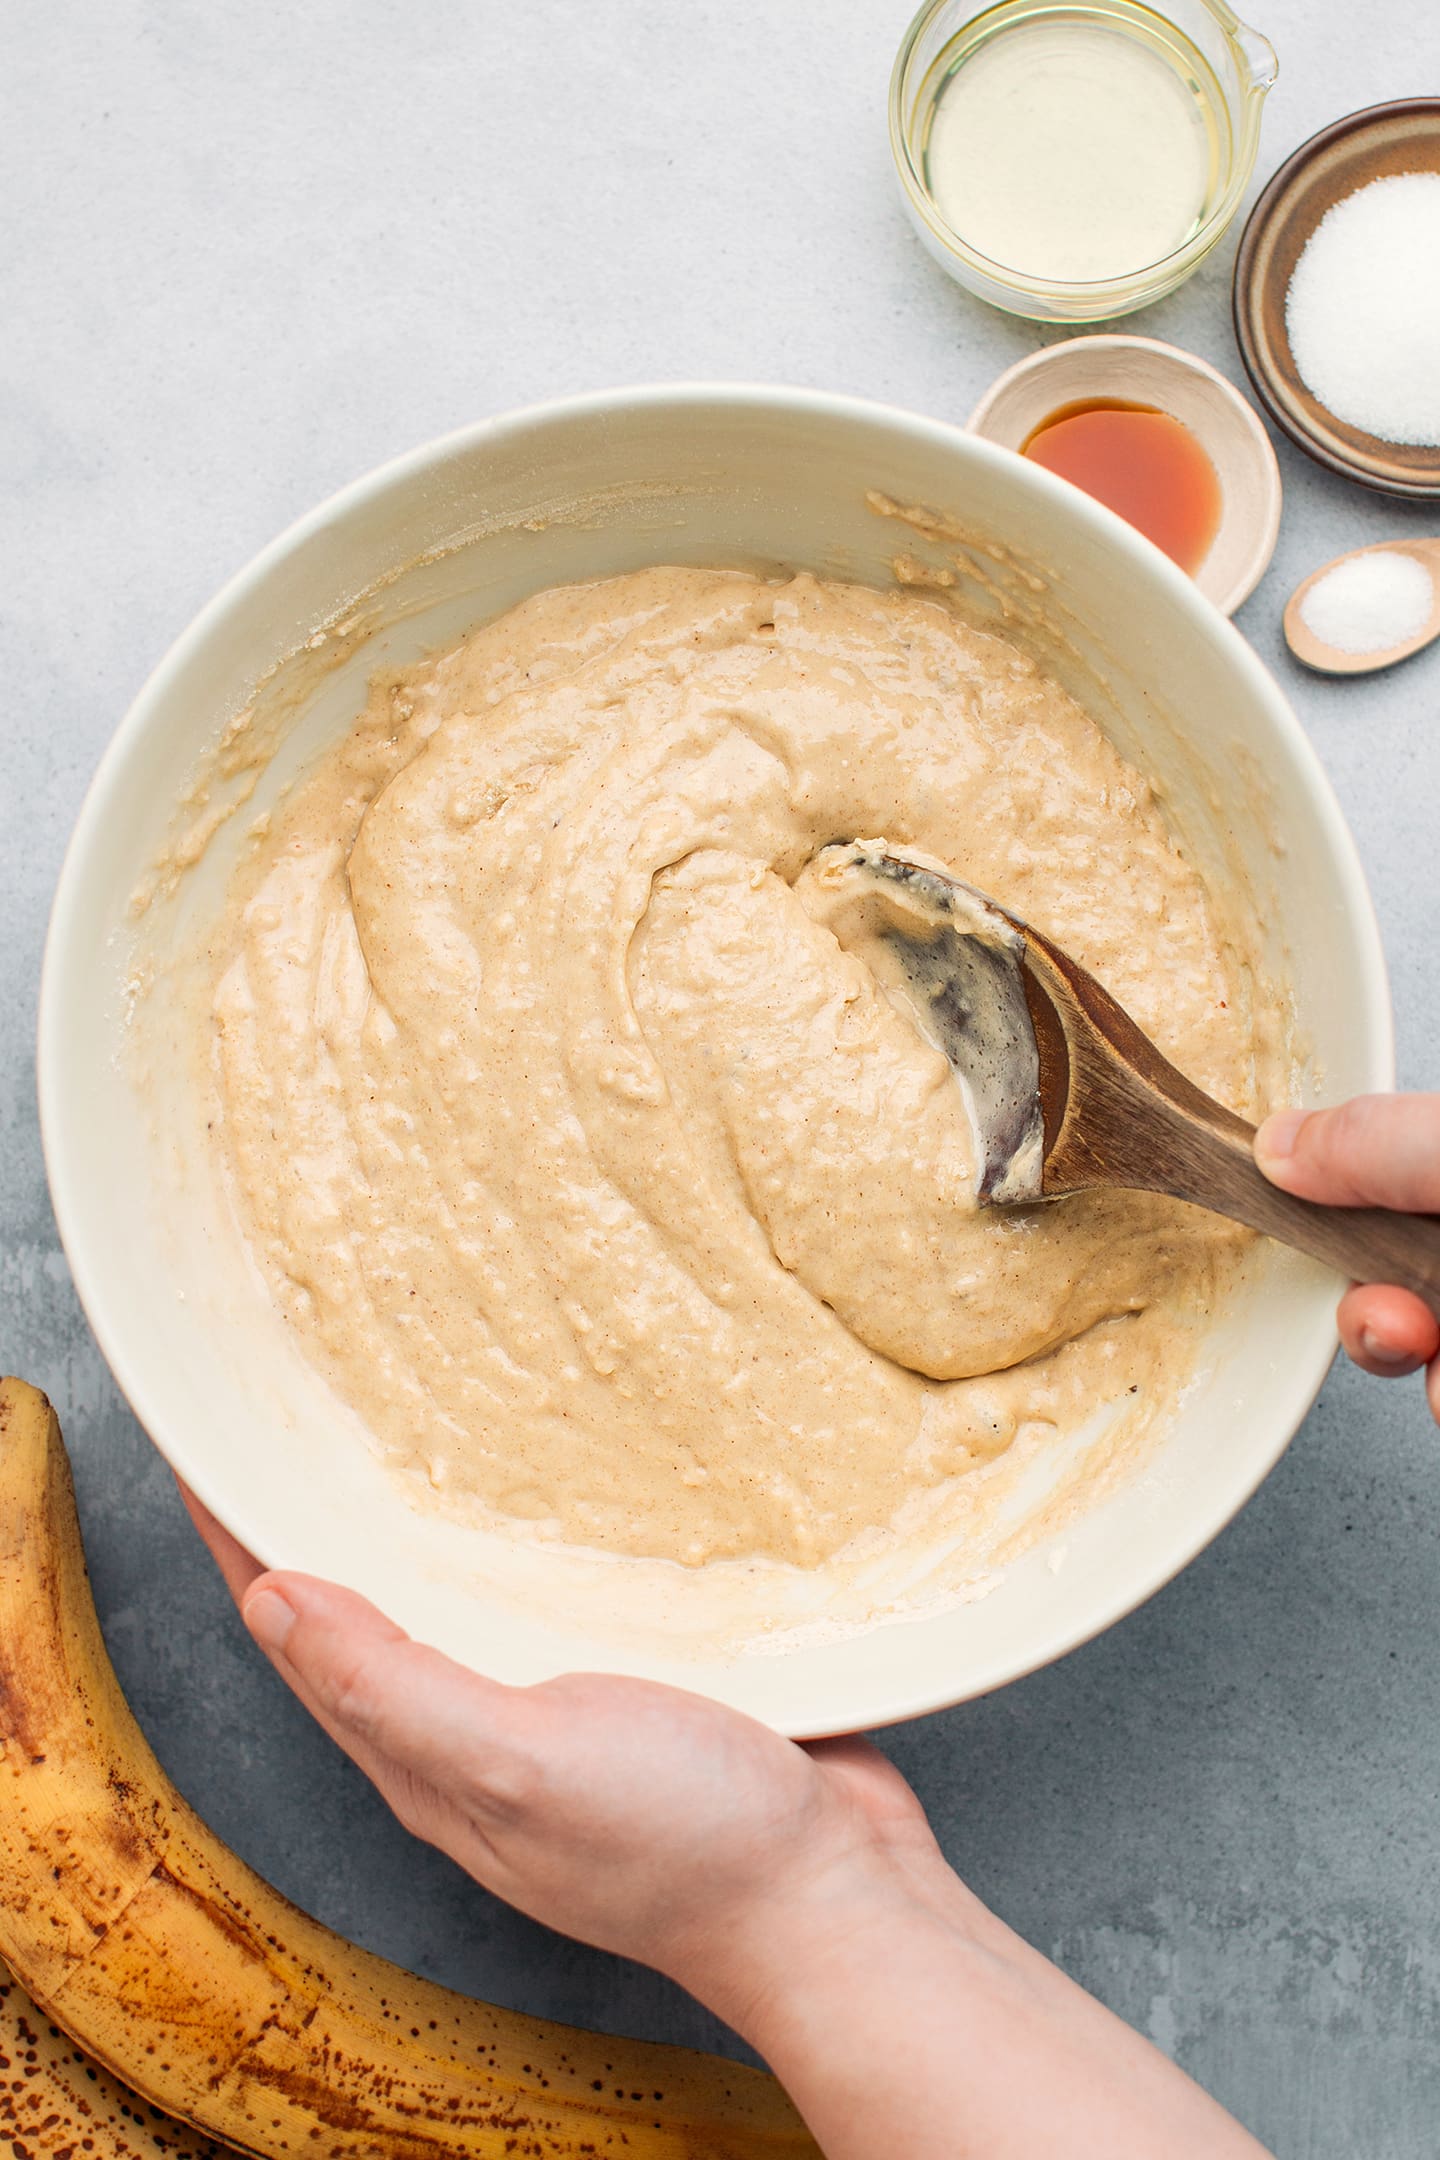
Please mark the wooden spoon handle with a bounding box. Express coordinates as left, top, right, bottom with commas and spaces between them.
1021, 935, 1440, 1319
1144, 1093, 1440, 1321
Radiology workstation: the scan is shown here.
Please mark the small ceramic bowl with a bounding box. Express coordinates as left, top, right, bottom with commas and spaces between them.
968, 335, 1283, 615
1233, 99, 1440, 500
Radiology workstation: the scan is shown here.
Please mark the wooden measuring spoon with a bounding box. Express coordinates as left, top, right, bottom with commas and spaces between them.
1284, 538, 1440, 675
816, 843, 1440, 1318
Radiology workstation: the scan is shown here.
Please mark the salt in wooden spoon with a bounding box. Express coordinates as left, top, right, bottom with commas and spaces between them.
1284, 537, 1440, 676
814, 842, 1440, 1317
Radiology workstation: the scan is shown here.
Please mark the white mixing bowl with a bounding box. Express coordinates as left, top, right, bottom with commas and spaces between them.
39, 386, 1391, 1736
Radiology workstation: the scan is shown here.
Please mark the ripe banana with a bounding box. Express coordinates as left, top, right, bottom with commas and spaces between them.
0, 1378, 817, 2159
0, 1952, 243, 2160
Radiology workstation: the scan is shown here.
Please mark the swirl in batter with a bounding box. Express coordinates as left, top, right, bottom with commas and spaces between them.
207, 569, 1257, 1567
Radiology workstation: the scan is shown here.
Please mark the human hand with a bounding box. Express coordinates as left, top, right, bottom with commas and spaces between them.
177, 1484, 956, 2029
1255, 1093, 1440, 1421
181, 1488, 1270, 2157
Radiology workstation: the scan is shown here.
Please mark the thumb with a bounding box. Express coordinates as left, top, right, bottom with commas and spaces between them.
241, 1574, 530, 1823
1254, 1095, 1440, 1213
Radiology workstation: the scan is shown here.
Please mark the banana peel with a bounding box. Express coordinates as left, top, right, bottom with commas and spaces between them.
0, 1377, 818, 2160
0, 1952, 245, 2159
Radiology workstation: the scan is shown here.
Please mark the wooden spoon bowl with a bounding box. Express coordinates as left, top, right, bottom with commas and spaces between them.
824, 843, 1440, 1321
1284, 538, 1440, 675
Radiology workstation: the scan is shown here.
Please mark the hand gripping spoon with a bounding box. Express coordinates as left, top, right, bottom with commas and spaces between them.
813, 842, 1440, 1318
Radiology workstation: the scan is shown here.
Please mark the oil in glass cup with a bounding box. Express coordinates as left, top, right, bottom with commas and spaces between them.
890, 0, 1277, 322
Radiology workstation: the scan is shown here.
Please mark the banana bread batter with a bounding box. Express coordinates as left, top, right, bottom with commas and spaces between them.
205, 569, 1259, 1568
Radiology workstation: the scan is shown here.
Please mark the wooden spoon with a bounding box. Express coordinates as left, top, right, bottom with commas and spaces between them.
1284, 538, 1440, 675
817, 843, 1440, 1319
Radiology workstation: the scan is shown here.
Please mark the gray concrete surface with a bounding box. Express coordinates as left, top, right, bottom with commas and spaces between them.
3, 4, 1438, 2152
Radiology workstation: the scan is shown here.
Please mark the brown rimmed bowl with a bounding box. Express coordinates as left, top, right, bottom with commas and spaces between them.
1232, 98, 1440, 500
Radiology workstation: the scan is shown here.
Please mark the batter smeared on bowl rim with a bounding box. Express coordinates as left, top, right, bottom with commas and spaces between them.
203, 567, 1265, 1568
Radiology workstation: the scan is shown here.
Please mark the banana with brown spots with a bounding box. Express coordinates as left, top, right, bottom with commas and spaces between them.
0, 1377, 816, 2160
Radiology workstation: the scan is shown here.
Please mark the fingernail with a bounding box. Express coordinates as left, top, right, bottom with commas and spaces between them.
244, 1586, 297, 1654
1360, 1329, 1416, 1370
1255, 1109, 1308, 1166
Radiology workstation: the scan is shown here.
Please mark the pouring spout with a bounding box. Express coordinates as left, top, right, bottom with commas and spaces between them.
1234, 18, 1278, 92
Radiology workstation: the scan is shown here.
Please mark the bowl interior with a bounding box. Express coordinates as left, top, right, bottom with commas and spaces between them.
39, 390, 1390, 1735
967, 337, 1281, 614
1233, 101, 1440, 500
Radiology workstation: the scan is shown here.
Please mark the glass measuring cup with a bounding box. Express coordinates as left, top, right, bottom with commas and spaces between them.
890, 0, 1278, 322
